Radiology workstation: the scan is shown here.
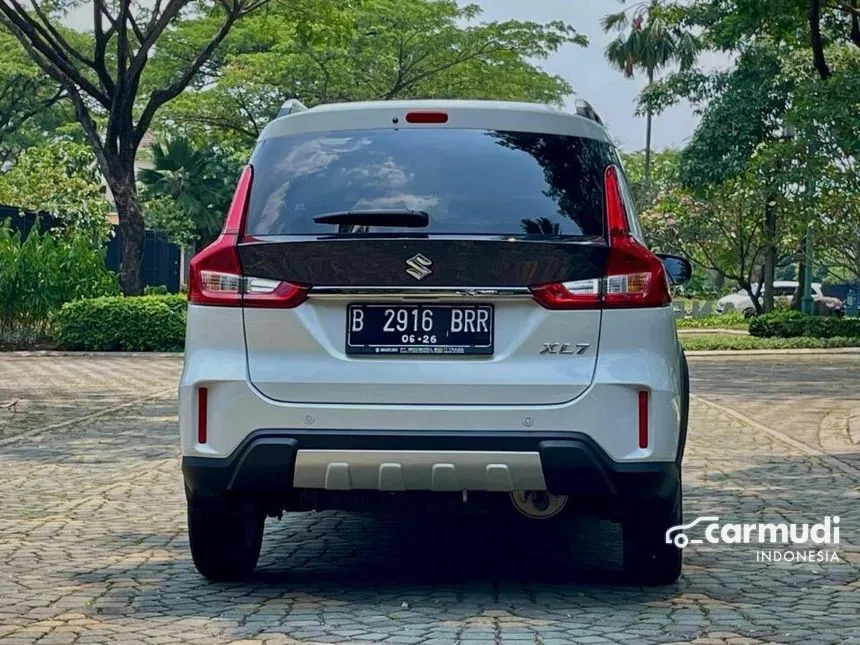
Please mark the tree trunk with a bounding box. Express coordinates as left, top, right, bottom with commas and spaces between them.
763, 199, 777, 312
108, 165, 145, 296
851, 0, 860, 48
809, 0, 832, 80
643, 67, 655, 194
751, 266, 765, 314
742, 280, 762, 315
794, 256, 807, 311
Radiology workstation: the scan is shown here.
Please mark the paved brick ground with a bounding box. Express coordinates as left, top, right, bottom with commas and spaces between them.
690, 356, 860, 470
1, 354, 859, 645
0, 355, 181, 439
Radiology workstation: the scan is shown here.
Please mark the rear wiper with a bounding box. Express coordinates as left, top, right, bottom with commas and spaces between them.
312, 209, 430, 228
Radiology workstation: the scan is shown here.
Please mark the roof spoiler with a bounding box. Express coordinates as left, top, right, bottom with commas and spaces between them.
277, 98, 309, 118
574, 99, 603, 126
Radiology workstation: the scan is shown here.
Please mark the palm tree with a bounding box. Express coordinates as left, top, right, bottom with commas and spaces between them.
138, 137, 236, 246
521, 217, 561, 236
602, 1, 700, 192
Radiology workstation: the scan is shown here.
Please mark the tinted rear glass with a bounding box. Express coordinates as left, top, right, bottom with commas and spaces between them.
246, 128, 614, 237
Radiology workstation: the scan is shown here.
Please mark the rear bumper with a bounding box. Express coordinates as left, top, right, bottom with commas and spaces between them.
183, 430, 680, 507
180, 305, 687, 464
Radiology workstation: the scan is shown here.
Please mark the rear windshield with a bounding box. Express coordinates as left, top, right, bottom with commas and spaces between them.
246, 128, 615, 237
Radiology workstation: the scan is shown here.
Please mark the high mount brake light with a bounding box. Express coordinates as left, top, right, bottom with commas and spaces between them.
530, 165, 670, 310
187, 165, 308, 308
405, 111, 449, 124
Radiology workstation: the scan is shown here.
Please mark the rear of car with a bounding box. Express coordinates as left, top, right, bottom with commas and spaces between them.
179, 100, 690, 585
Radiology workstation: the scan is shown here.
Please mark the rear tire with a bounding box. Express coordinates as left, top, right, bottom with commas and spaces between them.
187, 496, 265, 581
622, 484, 683, 586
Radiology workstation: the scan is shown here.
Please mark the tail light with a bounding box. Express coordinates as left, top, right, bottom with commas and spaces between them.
530, 166, 670, 310
187, 165, 308, 308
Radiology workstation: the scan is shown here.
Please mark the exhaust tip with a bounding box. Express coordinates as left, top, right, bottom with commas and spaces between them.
510, 490, 568, 519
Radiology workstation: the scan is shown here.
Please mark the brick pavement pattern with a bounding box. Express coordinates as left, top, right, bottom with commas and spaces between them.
1, 354, 859, 645
689, 356, 860, 471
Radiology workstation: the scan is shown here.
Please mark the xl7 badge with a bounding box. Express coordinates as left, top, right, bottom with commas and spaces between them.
540, 343, 590, 355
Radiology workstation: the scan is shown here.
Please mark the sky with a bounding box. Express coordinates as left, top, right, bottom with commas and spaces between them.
63, 0, 729, 152
469, 0, 728, 152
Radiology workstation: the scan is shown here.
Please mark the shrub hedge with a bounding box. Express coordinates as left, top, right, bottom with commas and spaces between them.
675, 312, 747, 329
0, 221, 118, 337
52, 295, 186, 351
681, 333, 860, 351
748, 310, 860, 338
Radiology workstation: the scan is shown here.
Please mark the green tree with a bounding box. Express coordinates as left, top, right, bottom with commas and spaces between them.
0, 139, 111, 245
629, 1, 859, 312
672, 0, 860, 81
638, 0, 860, 310
138, 137, 240, 246
639, 5, 858, 195
639, 170, 773, 314
818, 191, 860, 285
0, 31, 77, 166
159, 0, 584, 149
601, 0, 700, 191
0, 0, 269, 294
619, 148, 681, 212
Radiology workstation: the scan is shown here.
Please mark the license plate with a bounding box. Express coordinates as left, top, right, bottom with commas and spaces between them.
346, 304, 494, 355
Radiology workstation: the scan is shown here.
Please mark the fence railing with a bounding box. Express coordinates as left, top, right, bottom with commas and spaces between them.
2, 205, 181, 293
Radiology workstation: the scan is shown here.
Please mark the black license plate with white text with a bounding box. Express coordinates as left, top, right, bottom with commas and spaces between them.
346, 304, 494, 355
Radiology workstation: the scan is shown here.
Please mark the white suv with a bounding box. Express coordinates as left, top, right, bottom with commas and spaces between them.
716, 281, 823, 316
179, 99, 693, 585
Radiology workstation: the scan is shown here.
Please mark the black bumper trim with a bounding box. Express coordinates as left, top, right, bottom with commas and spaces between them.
183, 430, 679, 504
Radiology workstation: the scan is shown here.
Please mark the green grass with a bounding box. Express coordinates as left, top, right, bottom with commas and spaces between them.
675, 312, 748, 330
680, 333, 860, 351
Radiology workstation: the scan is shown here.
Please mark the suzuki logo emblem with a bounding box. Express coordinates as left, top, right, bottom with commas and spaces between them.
405, 253, 433, 280
540, 343, 590, 355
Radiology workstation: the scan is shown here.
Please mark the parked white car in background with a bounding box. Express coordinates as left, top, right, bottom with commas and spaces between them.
716, 281, 823, 317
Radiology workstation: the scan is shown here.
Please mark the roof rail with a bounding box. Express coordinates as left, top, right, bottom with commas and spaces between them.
277, 98, 309, 118
574, 99, 603, 126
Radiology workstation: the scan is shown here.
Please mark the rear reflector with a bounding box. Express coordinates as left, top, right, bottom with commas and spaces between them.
187, 165, 309, 308
638, 390, 648, 449
405, 111, 448, 124
530, 165, 670, 310
197, 387, 208, 444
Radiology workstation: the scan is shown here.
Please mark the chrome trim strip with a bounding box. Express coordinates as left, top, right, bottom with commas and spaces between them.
310, 286, 532, 299
293, 449, 546, 492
